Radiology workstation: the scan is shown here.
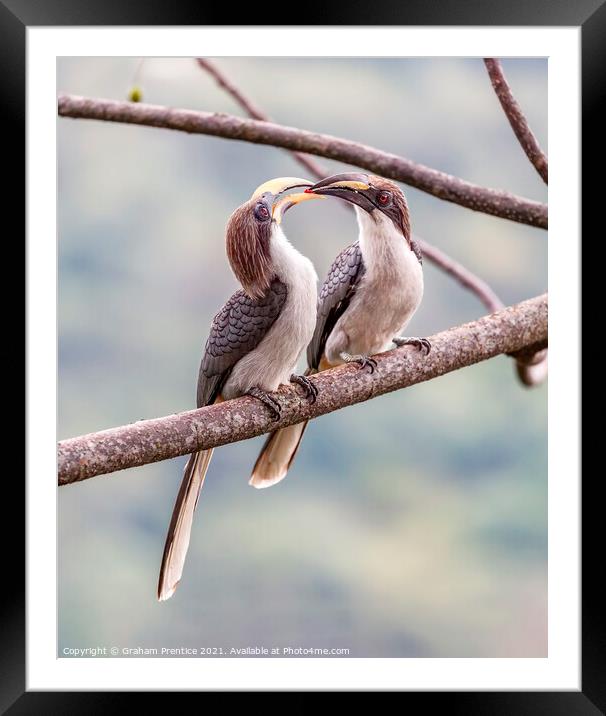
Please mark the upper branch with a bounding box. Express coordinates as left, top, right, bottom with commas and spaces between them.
58, 294, 547, 486
484, 58, 548, 184
58, 94, 547, 229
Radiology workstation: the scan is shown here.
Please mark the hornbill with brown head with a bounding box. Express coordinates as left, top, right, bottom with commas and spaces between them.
158, 177, 321, 601
251, 173, 430, 488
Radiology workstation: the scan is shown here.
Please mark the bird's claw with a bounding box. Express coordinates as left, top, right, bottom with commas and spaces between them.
290, 373, 318, 404
393, 336, 431, 355
247, 387, 282, 421
358, 356, 378, 373
340, 352, 378, 374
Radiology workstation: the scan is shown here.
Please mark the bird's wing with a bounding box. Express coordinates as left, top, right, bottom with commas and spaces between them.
307, 242, 365, 370
197, 278, 288, 407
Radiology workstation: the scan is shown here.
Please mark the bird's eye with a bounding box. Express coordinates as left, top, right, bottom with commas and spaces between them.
254, 203, 271, 221
378, 191, 391, 207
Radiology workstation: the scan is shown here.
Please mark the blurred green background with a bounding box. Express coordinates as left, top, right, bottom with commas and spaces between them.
58, 57, 547, 658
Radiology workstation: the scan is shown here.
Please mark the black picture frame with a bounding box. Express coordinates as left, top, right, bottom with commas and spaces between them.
9, 0, 596, 709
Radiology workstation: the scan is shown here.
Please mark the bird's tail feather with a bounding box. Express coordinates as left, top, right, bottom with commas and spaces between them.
250, 421, 309, 489
157, 448, 214, 601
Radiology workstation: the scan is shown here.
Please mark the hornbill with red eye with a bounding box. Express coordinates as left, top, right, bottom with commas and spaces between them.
158, 177, 322, 601
251, 173, 430, 489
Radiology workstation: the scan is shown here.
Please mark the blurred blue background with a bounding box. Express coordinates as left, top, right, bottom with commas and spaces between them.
58, 57, 547, 657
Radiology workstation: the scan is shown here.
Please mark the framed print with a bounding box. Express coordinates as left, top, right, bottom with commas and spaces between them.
10, 0, 597, 709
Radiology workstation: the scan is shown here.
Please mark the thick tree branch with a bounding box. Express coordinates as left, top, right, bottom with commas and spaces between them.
58, 294, 547, 486
58, 94, 547, 229
484, 58, 548, 184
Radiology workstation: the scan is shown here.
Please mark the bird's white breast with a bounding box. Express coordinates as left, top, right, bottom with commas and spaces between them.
325, 210, 424, 362
223, 226, 318, 397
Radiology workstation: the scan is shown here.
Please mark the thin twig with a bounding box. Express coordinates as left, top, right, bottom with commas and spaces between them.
196, 58, 328, 179
513, 347, 548, 386
58, 294, 547, 485
196, 58, 266, 119
58, 94, 548, 229
416, 238, 504, 313
484, 58, 548, 184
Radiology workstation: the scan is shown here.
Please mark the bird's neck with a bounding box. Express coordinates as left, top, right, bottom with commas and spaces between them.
230, 224, 316, 301
355, 207, 417, 281
227, 225, 272, 301
269, 224, 318, 291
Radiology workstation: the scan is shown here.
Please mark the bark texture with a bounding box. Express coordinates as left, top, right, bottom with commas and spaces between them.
58, 294, 547, 486
58, 94, 547, 229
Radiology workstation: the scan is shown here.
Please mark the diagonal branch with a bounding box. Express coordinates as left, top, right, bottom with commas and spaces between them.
484, 58, 548, 184
416, 238, 504, 313
196, 58, 266, 120
57, 94, 547, 229
58, 294, 547, 486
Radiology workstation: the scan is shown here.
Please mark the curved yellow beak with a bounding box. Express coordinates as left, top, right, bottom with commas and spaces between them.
272, 191, 324, 224
251, 176, 325, 224
250, 176, 313, 200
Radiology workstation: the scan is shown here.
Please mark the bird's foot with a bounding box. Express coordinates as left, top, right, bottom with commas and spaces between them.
290, 373, 318, 403
247, 387, 282, 421
339, 352, 378, 374
393, 336, 431, 355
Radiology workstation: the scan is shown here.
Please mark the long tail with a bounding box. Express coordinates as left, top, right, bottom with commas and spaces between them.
157, 448, 214, 601
249, 421, 309, 489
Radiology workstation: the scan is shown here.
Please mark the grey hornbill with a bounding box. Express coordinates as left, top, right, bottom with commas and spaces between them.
158, 177, 322, 601
251, 173, 430, 488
